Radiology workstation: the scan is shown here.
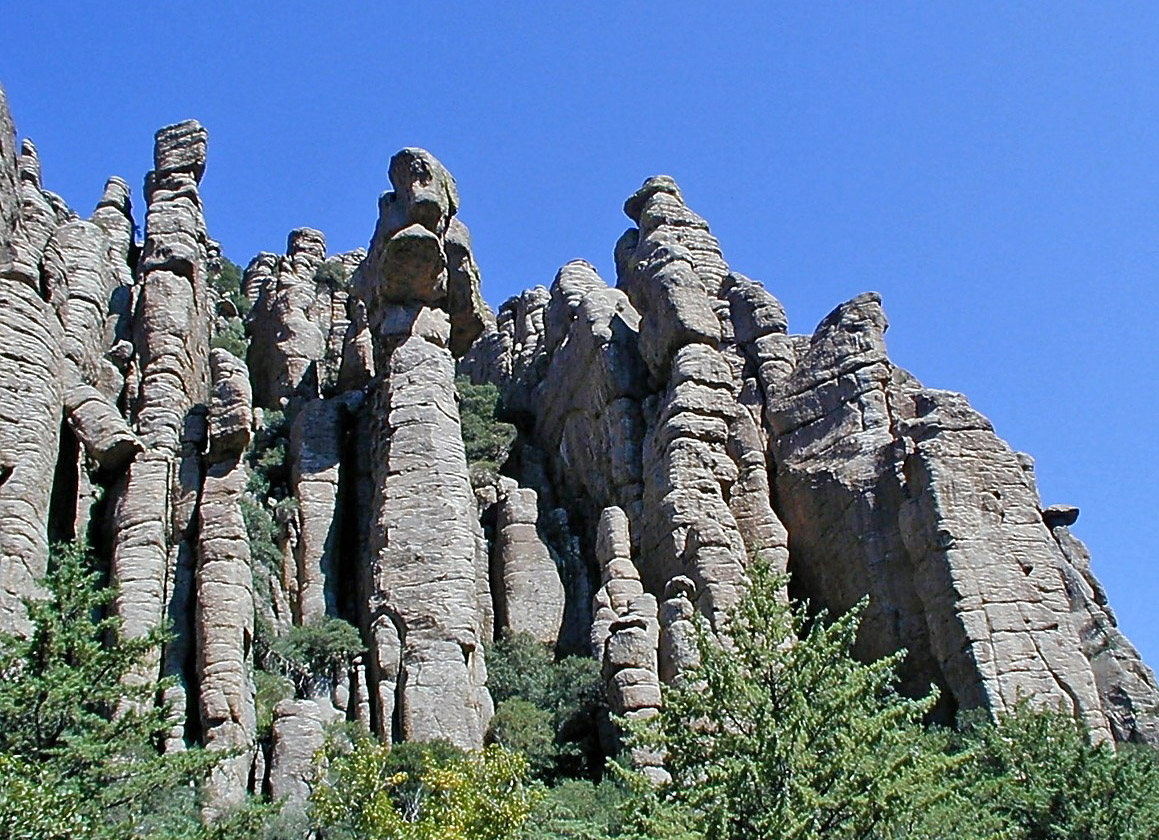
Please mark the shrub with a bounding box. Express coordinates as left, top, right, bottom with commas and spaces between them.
485, 632, 606, 782
487, 698, 556, 778
0, 542, 252, 839
208, 257, 250, 317
210, 317, 248, 359
313, 259, 348, 289
253, 669, 294, 741
309, 738, 540, 839
269, 617, 364, 696
455, 376, 516, 483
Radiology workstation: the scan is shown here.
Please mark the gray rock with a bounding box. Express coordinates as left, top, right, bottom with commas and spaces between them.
246, 230, 330, 408
494, 485, 565, 645
110, 119, 212, 746
290, 395, 356, 624
358, 149, 494, 748
197, 440, 256, 815
63, 383, 141, 471
1043, 504, 1080, 528
771, 292, 1112, 736
268, 699, 338, 811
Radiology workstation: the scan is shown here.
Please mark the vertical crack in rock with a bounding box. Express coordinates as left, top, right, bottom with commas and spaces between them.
1043, 506, 1159, 744
198, 349, 257, 817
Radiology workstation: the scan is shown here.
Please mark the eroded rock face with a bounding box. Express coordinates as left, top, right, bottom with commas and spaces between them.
246, 229, 358, 408
198, 349, 256, 817
768, 293, 1118, 735
1047, 513, 1159, 744
357, 148, 493, 748
0, 71, 1156, 820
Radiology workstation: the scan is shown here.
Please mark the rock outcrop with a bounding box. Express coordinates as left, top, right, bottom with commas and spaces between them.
198, 349, 257, 817
356, 148, 493, 748
0, 76, 1155, 815
493, 480, 565, 646
591, 507, 666, 782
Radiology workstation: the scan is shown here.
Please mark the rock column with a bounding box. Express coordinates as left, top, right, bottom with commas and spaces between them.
197, 349, 257, 817
493, 479, 565, 646
0, 86, 64, 632
591, 507, 666, 783
111, 120, 211, 746
358, 148, 491, 747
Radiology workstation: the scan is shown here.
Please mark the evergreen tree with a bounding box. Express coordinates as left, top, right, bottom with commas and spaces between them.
0, 542, 239, 839
939, 703, 1159, 840
624, 562, 964, 840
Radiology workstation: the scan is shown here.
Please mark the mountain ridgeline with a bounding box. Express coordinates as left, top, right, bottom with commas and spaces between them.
0, 82, 1156, 816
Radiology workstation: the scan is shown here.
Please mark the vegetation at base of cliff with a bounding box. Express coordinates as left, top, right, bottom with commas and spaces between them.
610, 559, 1159, 840
455, 375, 516, 485
6, 543, 1159, 839
310, 738, 540, 839
0, 542, 269, 839
485, 632, 606, 782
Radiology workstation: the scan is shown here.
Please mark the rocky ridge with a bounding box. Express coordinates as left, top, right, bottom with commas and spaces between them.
0, 82, 1156, 813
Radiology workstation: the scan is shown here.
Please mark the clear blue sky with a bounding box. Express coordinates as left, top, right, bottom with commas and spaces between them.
6, 2, 1158, 666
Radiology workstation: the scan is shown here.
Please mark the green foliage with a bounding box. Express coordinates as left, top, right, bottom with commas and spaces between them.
488, 698, 556, 778
0, 542, 230, 839
920, 702, 1159, 840
521, 779, 629, 840
241, 497, 280, 583
313, 259, 349, 288
268, 617, 364, 696
210, 317, 248, 358
208, 257, 250, 317
244, 409, 291, 628
485, 632, 606, 781
309, 738, 541, 839
455, 376, 516, 484
253, 669, 294, 741
487, 631, 556, 707
624, 561, 960, 840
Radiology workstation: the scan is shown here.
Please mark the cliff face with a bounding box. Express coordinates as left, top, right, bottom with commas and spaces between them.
1, 82, 1156, 809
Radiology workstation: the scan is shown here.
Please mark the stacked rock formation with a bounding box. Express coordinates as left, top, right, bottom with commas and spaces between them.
493, 478, 566, 645
355, 148, 493, 748
0, 76, 1157, 819
198, 349, 257, 815
590, 507, 666, 782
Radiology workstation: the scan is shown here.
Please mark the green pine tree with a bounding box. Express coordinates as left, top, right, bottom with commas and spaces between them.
623, 561, 966, 840
0, 542, 242, 839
